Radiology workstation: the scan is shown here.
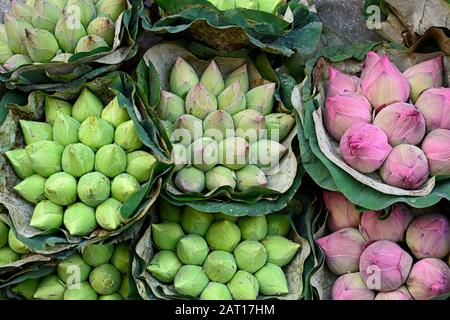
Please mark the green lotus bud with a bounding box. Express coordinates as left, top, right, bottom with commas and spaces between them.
218, 136, 249, 170
201, 282, 233, 300
188, 137, 219, 172
44, 96, 72, 125
200, 60, 225, 96
255, 263, 289, 295
246, 83, 276, 115
30, 200, 63, 231
11, 0, 33, 24
227, 271, 259, 300
44, 172, 77, 206
19, 120, 53, 145
53, 112, 80, 146
51, 53, 73, 62
89, 263, 122, 295
235, 0, 258, 9
25, 137, 63, 176
238, 215, 267, 241
95, 144, 127, 178
77, 172, 110, 207
4, 12, 33, 54
235, 165, 268, 192
3, 54, 32, 72
64, 281, 98, 300
157, 91, 186, 123
185, 84, 218, 120
31, 0, 64, 32
82, 243, 114, 267
126, 150, 157, 183
76, 34, 109, 53
95, 198, 122, 231
266, 213, 290, 237
25, 28, 59, 63
101, 97, 130, 128
209, 0, 235, 10
265, 113, 295, 141
79, 116, 114, 151
87, 17, 115, 46
225, 64, 249, 94
72, 88, 104, 123
54, 10, 86, 53
119, 274, 130, 299
176, 234, 209, 265
214, 213, 238, 222
170, 57, 199, 98
206, 220, 241, 252
64, 202, 98, 236
234, 240, 267, 273
203, 250, 237, 283
159, 199, 182, 223
33, 275, 65, 300
57, 253, 92, 284
152, 222, 184, 251
0, 221, 8, 248
8, 229, 30, 254
161, 120, 174, 141
233, 109, 265, 142
173, 114, 203, 146
99, 293, 123, 300
249, 139, 288, 168
111, 243, 129, 273
261, 235, 300, 267
203, 110, 235, 141
205, 166, 236, 191
95, 0, 127, 22
5, 149, 35, 179
171, 143, 189, 172
61, 143, 94, 178
181, 207, 214, 236
111, 173, 140, 203
174, 265, 209, 297
11, 278, 40, 300
174, 167, 206, 193
13, 174, 46, 204
114, 120, 143, 153
0, 247, 20, 266
147, 250, 182, 283
66, 0, 96, 28
258, 0, 282, 13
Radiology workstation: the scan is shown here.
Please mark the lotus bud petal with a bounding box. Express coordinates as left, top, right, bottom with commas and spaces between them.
72, 88, 103, 122
327, 67, 361, 97
111, 243, 130, 273
62, 143, 95, 177
11, 0, 33, 24
170, 57, 199, 98
406, 258, 450, 300
95, 198, 123, 231
235, 165, 268, 192
173, 114, 203, 146
114, 120, 143, 153
147, 250, 182, 283
361, 52, 410, 110
82, 243, 114, 267
118, 274, 130, 298
0, 41, 14, 65
174, 265, 209, 297
13, 174, 46, 204
332, 273, 375, 300
64, 202, 97, 236
403, 55, 443, 102
322, 191, 360, 232
209, 0, 235, 11
57, 253, 91, 283
87, 17, 115, 46
233, 109, 265, 142
30, 200, 63, 231
19, 120, 53, 145
217, 81, 246, 115
227, 271, 259, 300
95, 0, 126, 22
375, 286, 413, 300
3, 54, 32, 72
201, 282, 232, 300
4, 12, 33, 54
415, 88, 450, 131
101, 97, 130, 128
44, 96, 72, 125
51, 53, 73, 62
205, 166, 236, 191
0, 221, 8, 248
225, 64, 249, 94
218, 136, 249, 170
66, 0, 96, 28
246, 83, 276, 115
214, 213, 238, 222
175, 167, 206, 193
265, 113, 295, 142
33, 275, 65, 300
75, 35, 109, 53
317, 228, 365, 276
54, 9, 86, 53
89, 263, 122, 295
94, 144, 127, 178
360, 240, 413, 292
266, 213, 290, 237
99, 293, 123, 300
159, 200, 182, 223
180, 207, 214, 236
185, 84, 218, 120
0, 247, 20, 266
203, 110, 234, 141
64, 281, 97, 300
261, 235, 300, 267
25, 28, 59, 63
380, 144, 429, 190
77, 172, 110, 207
53, 113, 80, 146
234, 240, 267, 273
111, 173, 140, 203
258, 0, 283, 13
157, 91, 185, 123
11, 278, 40, 300
203, 251, 237, 283
238, 216, 267, 241
200, 60, 225, 96
152, 222, 185, 250
188, 137, 219, 172
0, 24, 8, 43
171, 143, 189, 172
25, 141, 64, 177
126, 151, 156, 183
255, 263, 289, 295
44, 172, 77, 206
31, 0, 64, 32
422, 129, 450, 176
236, 0, 258, 9
8, 229, 30, 254
161, 120, 174, 141
176, 234, 209, 265
206, 220, 241, 252
249, 139, 287, 168
79, 116, 114, 151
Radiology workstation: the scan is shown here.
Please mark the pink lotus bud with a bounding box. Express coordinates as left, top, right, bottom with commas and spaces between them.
323, 191, 361, 232
406, 213, 450, 259
360, 204, 413, 242
332, 273, 375, 300
340, 123, 392, 173
361, 52, 410, 111
379, 144, 429, 190
324, 93, 372, 141
327, 67, 361, 97
403, 54, 443, 102
415, 88, 450, 131
374, 285, 413, 300
373, 102, 426, 146
359, 240, 413, 292
316, 228, 366, 276
407, 258, 450, 300
422, 129, 450, 176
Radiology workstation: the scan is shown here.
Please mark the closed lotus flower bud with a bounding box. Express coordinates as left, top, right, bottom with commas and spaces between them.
11, 0, 33, 24
172, 143, 189, 172
26, 141, 64, 177
64, 282, 98, 300
174, 265, 209, 297
188, 137, 219, 172
255, 263, 289, 296
157, 91, 185, 123
206, 220, 241, 252
82, 243, 114, 267
0, 247, 20, 266
233, 109, 265, 142
322, 191, 360, 232
177, 234, 209, 265
170, 57, 199, 98
25, 28, 59, 63
406, 213, 450, 259
111, 243, 130, 273
11, 278, 40, 300
31, 0, 64, 32
217, 81, 247, 115
114, 120, 143, 152
235, 165, 268, 192
66, 0, 96, 28
13, 174, 46, 204
33, 275, 65, 300
62, 143, 95, 177
99, 293, 123, 300
173, 114, 203, 146
0, 221, 8, 248
332, 273, 375, 300
205, 166, 236, 191
3, 54, 32, 72
225, 64, 249, 94
64, 202, 97, 236
407, 258, 450, 300
203, 250, 237, 283
79, 116, 114, 151
327, 67, 361, 97
89, 263, 122, 295
4, 12, 33, 54
159, 199, 182, 223
403, 55, 443, 102
238, 216, 267, 241
261, 235, 300, 267
57, 253, 92, 283
415, 88, 450, 131
181, 207, 214, 236
44, 96, 72, 125
44, 172, 77, 206
361, 51, 410, 111
380, 144, 429, 190
186, 84, 218, 120
218, 136, 249, 170
87, 17, 115, 46
19, 120, 53, 145
422, 129, 450, 176
203, 110, 234, 142
265, 113, 295, 142
72, 88, 103, 122
175, 167, 206, 193
55, 10, 86, 53
111, 173, 140, 203
360, 240, 413, 292
77, 172, 110, 207
227, 271, 259, 300
95, 0, 126, 22
53, 112, 81, 146
266, 213, 290, 237
317, 228, 365, 276
30, 200, 64, 231
200, 60, 225, 96
152, 222, 185, 250
101, 97, 130, 128
246, 83, 276, 115
147, 250, 182, 283
375, 285, 413, 300
234, 240, 267, 273
95, 198, 123, 231
75, 35, 109, 53
8, 229, 30, 254
249, 139, 287, 168
126, 151, 156, 183
201, 282, 232, 300
95, 144, 127, 178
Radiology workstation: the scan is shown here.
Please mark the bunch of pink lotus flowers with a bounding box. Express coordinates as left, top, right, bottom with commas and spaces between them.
317, 191, 450, 300
325, 51, 449, 190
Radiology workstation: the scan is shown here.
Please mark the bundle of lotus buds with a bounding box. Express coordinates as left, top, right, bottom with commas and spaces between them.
207, 0, 283, 13
0, 220, 31, 266
5, 89, 157, 236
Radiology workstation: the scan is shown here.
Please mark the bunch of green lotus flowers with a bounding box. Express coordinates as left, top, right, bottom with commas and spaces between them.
0, 220, 31, 266
208, 0, 283, 13
158, 58, 295, 194
147, 201, 301, 300
11, 242, 131, 300
5, 89, 157, 236
0, 0, 127, 72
